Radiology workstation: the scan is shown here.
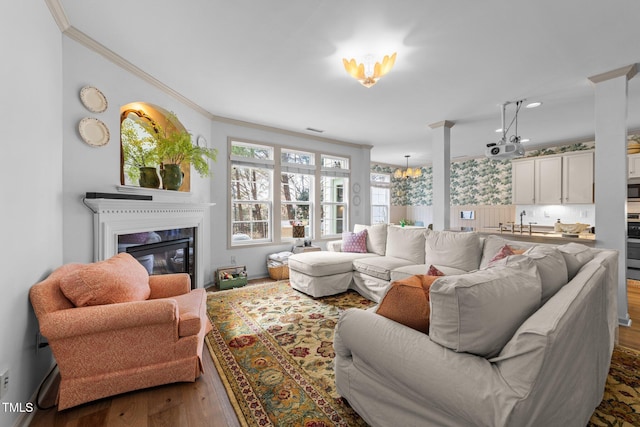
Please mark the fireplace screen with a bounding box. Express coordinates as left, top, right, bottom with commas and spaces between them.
117, 228, 196, 289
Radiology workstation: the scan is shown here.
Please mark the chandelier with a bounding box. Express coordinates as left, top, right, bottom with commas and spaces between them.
342, 52, 397, 88
394, 155, 422, 179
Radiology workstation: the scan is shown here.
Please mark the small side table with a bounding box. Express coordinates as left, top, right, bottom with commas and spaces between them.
292, 245, 321, 254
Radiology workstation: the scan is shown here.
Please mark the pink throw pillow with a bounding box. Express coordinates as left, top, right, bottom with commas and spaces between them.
60, 253, 151, 307
487, 244, 519, 266
342, 229, 368, 253
427, 265, 446, 276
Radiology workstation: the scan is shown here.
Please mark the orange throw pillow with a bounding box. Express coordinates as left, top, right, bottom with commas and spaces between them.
377, 274, 440, 334
60, 253, 151, 307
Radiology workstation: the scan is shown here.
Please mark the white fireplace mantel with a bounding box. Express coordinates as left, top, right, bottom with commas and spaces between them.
83, 198, 214, 288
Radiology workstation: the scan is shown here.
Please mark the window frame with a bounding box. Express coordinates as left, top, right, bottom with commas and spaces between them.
228, 138, 350, 248
370, 172, 391, 224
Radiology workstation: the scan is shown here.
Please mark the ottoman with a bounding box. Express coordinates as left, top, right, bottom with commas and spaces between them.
288, 251, 376, 297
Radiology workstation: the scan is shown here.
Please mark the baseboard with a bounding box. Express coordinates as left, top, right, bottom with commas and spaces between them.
13, 364, 58, 427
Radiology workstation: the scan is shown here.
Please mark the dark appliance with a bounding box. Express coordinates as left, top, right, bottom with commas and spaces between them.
627, 213, 640, 280
628, 183, 640, 201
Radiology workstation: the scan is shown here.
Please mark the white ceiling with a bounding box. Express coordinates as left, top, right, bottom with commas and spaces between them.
59, 0, 640, 167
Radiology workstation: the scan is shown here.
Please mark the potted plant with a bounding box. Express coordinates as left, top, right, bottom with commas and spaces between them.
121, 118, 160, 188
145, 112, 218, 190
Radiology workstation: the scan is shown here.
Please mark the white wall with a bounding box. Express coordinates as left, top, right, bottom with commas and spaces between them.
61, 37, 371, 284
0, 3, 63, 426
515, 204, 595, 228
61, 38, 214, 284
209, 121, 371, 279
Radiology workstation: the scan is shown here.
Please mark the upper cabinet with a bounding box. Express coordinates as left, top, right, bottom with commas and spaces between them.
512, 159, 536, 204
512, 150, 594, 205
536, 156, 563, 204
629, 153, 640, 178
563, 151, 594, 204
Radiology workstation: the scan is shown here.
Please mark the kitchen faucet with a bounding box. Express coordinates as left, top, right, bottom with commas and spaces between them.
519, 210, 526, 234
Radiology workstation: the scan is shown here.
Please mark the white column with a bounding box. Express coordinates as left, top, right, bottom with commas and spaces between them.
589, 64, 637, 327
429, 120, 454, 231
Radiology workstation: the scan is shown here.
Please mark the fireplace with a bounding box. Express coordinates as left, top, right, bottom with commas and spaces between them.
118, 228, 195, 288
83, 198, 212, 288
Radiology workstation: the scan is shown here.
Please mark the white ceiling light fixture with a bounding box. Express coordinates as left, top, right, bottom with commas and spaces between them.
342, 52, 397, 88
526, 102, 542, 108
485, 100, 527, 160
394, 154, 422, 179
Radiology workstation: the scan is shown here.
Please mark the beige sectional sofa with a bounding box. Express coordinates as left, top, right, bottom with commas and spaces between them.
288, 224, 619, 426
289, 224, 485, 301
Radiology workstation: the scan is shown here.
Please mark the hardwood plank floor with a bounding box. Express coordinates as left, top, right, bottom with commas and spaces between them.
29, 278, 640, 426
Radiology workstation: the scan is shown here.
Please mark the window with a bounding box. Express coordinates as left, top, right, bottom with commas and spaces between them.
230, 141, 274, 245
229, 141, 350, 245
281, 149, 314, 240
371, 173, 391, 224
321, 155, 349, 237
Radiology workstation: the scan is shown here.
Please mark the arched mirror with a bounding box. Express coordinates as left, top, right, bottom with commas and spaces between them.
120, 102, 191, 191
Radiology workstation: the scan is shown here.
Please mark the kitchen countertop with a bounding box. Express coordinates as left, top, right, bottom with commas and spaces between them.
476, 227, 596, 247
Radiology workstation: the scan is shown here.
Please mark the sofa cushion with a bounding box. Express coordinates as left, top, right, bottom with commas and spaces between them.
353, 256, 414, 281
424, 230, 483, 272
525, 246, 569, 304
60, 252, 151, 307
429, 257, 541, 358
342, 229, 368, 253
480, 235, 534, 269
385, 226, 426, 264
488, 244, 527, 265
390, 264, 467, 282
557, 243, 595, 280
288, 251, 376, 277
377, 274, 440, 334
354, 223, 388, 256
490, 249, 569, 305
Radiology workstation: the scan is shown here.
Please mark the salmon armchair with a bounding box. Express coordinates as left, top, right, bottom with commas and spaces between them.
29, 253, 213, 410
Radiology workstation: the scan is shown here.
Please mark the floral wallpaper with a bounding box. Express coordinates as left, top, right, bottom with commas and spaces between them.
372, 141, 596, 207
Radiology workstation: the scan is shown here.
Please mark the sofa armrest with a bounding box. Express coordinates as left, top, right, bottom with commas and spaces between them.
326, 240, 343, 252
39, 299, 178, 340
334, 308, 511, 425
149, 273, 191, 298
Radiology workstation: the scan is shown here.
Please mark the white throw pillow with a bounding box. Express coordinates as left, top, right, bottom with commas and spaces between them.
425, 230, 483, 272
353, 223, 388, 256
429, 257, 541, 358
491, 248, 568, 305
385, 226, 426, 264
557, 243, 594, 280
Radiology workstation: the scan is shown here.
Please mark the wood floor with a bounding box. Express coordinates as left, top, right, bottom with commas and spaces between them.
29, 279, 640, 427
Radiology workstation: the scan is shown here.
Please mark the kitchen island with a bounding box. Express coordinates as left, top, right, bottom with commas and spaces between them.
476, 226, 596, 247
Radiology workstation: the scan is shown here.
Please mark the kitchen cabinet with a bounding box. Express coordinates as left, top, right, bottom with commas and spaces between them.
535, 156, 562, 204
512, 159, 535, 204
512, 150, 593, 205
629, 154, 640, 178
563, 151, 594, 203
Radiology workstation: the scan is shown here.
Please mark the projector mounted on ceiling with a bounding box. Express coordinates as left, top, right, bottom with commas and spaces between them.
485, 100, 526, 160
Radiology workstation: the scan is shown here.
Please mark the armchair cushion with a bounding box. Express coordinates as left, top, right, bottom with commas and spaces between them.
59, 253, 150, 307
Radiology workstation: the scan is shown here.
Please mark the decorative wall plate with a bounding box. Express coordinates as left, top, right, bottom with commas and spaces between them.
80, 86, 108, 113
79, 117, 110, 147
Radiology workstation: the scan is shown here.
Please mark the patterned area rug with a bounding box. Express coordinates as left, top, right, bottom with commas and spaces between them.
206, 281, 374, 426
206, 281, 640, 427
589, 346, 640, 426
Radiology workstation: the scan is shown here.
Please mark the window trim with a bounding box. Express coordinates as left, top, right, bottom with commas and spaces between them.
228, 137, 351, 248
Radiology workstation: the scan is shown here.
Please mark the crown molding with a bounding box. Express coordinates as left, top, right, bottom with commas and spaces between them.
45, 0, 371, 151
588, 64, 638, 84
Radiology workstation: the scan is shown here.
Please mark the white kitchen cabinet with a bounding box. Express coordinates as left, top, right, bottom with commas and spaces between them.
512, 159, 536, 204
535, 156, 563, 205
629, 154, 640, 178
512, 150, 594, 205
563, 151, 594, 204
